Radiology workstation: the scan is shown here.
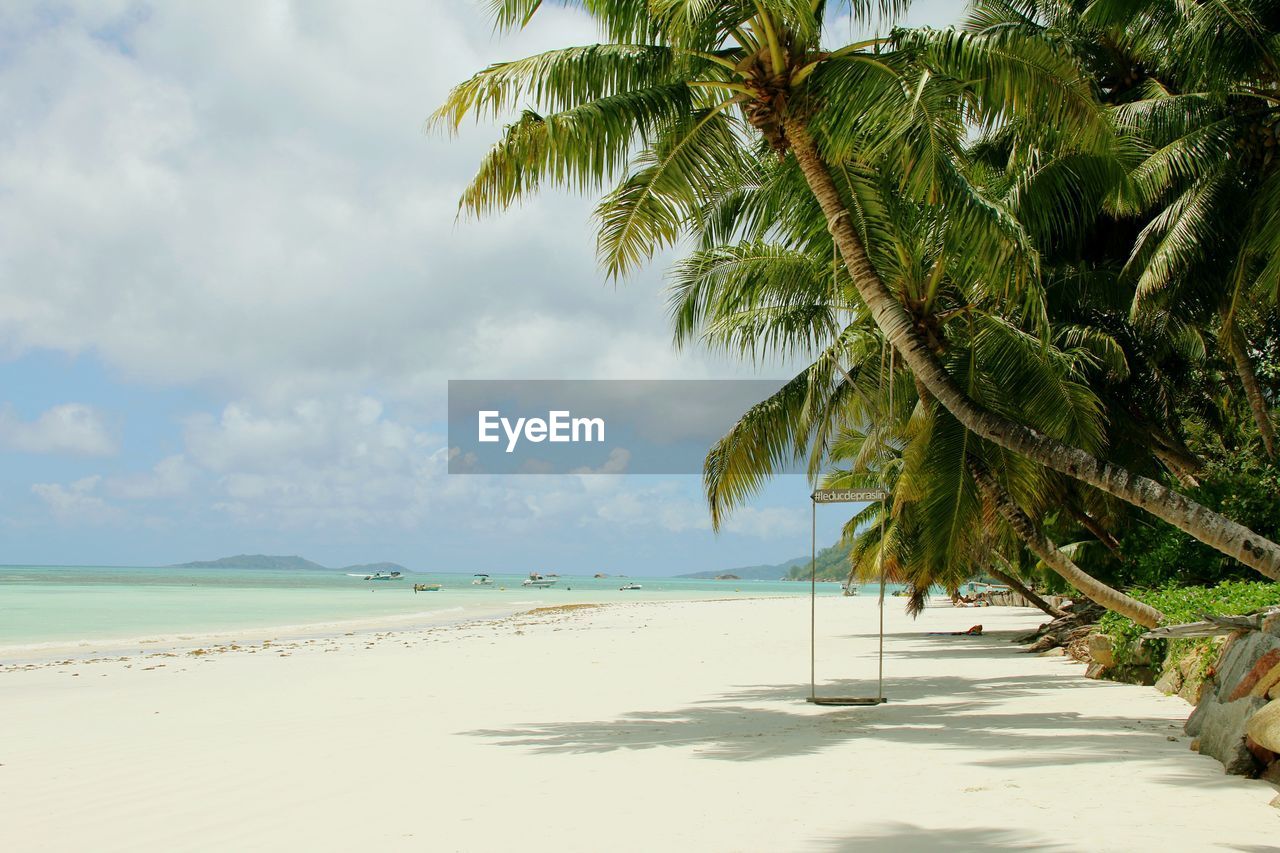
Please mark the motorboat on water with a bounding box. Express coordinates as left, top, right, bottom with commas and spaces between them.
522, 572, 558, 588
619, 582, 643, 591
347, 570, 403, 581
413, 583, 442, 592
472, 573, 494, 586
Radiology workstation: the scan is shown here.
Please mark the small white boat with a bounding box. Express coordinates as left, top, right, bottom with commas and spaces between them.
472, 573, 494, 586
619, 582, 642, 591
348, 571, 403, 581
522, 572, 558, 588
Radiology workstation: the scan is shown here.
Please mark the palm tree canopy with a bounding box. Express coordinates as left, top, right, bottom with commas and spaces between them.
434, 0, 1109, 277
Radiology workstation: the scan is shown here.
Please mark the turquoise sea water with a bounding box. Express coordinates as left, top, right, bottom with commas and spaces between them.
0, 565, 865, 652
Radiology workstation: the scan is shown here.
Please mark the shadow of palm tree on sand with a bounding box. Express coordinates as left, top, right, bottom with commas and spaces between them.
464, 668, 1187, 768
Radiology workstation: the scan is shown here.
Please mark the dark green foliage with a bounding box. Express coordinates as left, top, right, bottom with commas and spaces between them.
1113, 457, 1280, 589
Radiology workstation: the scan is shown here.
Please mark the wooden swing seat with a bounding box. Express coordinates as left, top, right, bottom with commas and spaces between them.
806, 696, 887, 706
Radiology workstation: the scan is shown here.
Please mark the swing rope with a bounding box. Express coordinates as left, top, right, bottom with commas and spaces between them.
877, 345, 893, 699
807, 210, 890, 705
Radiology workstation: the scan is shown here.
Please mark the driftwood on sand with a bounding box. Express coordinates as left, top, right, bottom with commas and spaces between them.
1012, 601, 1104, 658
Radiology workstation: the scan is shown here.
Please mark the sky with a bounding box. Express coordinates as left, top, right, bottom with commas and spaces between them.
0, 0, 962, 574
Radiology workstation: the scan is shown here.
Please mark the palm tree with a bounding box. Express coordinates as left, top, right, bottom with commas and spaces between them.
1106, 0, 1280, 458
670, 155, 1163, 627
434, 1, 1280, 579
968, 0, 1280, 457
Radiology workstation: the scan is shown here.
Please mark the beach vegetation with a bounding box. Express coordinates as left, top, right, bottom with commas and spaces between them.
1097, 579, 1280, 680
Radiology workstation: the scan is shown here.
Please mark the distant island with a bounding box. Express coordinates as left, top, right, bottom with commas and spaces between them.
678, 560, 803, 580
169, 554, 410, 573
678, 540, 852, 582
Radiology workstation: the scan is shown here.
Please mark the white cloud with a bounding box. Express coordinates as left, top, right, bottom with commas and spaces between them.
0, 1, 740, 409
587, 486, 803, 538
107, 454, 198, 499
722, 506, 810, 539
168, 396, 694, 535
569, 447, 631, 476
173, 396, 442, 529
0, 402, 116, 456
23, 392, 812, 558
31, 475, 118, 523
598, 493, 706, 533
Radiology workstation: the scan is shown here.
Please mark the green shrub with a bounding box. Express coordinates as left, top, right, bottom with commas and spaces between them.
1097, 580, 1280, 675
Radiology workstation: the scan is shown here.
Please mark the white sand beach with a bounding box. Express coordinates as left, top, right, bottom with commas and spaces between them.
2, 597, 1277, 852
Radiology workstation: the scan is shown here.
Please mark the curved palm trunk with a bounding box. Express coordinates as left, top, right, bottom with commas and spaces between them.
782, 118, 1280, 582
988, 559, 1066, 618
969, 464, 1163, 628
1067, 506, 1122, 557
1228, 323, 1277, 459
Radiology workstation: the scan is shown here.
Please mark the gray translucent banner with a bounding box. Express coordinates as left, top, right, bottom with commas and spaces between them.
447, 379, 798, 475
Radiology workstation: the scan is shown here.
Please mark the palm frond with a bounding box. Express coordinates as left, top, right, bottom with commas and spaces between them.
432, 44, 689, 131
596, 105, 750, 276
457, 86, 697, 216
